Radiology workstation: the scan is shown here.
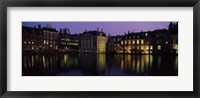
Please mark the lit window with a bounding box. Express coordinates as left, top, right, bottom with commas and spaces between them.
166, 41, 168, 44
141, 46, 143, 49
145, 33, 148, 36
146, 46, 149, 50
150, 46, 153, 50
24, 41, 27, 44
158, 45, 161, 50
43, 40, 46, 44
132, 40, 135, 44
121, 41, 123, 45
141, 40, 144, 44
137, 40, 140, 44
125, 41, 127, 44
32, 42, 34, 44
47, 41, 49, 44
137, 46, 140, 50
138, 36, 139, 38
28, 42, 31, 44
128, 41, 131, 44
32, 46, 34, 50
175, 44, 178, 49
50, 45, 52, 47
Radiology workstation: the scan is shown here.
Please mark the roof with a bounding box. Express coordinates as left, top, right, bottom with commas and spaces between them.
81, 30, 106, 37
42, 27, 58, 32
22, 26, 42, 34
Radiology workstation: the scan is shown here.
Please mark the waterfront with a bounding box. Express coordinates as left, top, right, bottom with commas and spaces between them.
22, 54, 178, 76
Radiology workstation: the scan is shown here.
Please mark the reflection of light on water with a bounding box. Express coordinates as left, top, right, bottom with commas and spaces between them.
31, 56, 34, 67
42, 55, 46, 68
50, 56, 52, 67
145, 55, 149, 71
28, 56, 31, 67
121, 59, 124, 71
97, 54, 106, 71
127, 55, 131, 68
149, 55, 153, 69
132, 56, 135, 72
36, 55, 38, 62
136, 56, 140, 73
175, 56, 178, 69
64, 54, 68, 64
24, 56, 26, 68
141, 56, 145, 73
157, 56, 161, 68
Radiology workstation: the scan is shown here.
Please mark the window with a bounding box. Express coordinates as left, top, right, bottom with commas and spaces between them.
132, 40, 135, 44
121, 41, 123, 45
137, 40, 140, 44
146, 46, 149, 50
141, 46, 143, 49
150, 46, 153, 50
43, 40, 46, 44
145, 33, 148, 36
175, 44, 178, 49
141, 40, 144, 44
128, 41, 131, 44
158, 45, 161, 50
137, 46, 140, 50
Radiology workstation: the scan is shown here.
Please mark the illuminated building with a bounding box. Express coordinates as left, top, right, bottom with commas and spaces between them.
113, 22, 178, 54
22, 25, 43, 52
59, 28, 79, 53
111, 35, 123, 53
22, 24, 59, 53
42, 24, 59, 52
79, 28, 108, 53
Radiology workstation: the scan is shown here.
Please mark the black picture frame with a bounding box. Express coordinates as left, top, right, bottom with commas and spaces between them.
0, 0, 199, 98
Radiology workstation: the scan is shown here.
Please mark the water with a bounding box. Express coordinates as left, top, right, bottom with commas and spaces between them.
22, 54, 178, 76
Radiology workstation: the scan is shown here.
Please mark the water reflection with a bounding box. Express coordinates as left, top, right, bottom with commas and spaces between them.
22, 54, 178, 76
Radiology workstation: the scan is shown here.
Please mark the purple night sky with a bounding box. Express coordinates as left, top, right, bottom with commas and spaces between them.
22, 22, 174, 36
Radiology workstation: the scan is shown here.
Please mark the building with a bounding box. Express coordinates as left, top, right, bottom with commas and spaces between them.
109, 35, 123, 53
22, 24, 59, 53
42, 24, 59, 52
111, 22, 178, 54
22, 26, 43, 52
59, 28, 79, 53
79, 28, 108, 53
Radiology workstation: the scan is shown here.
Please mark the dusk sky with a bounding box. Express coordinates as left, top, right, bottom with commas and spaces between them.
22, 22, 174, 36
